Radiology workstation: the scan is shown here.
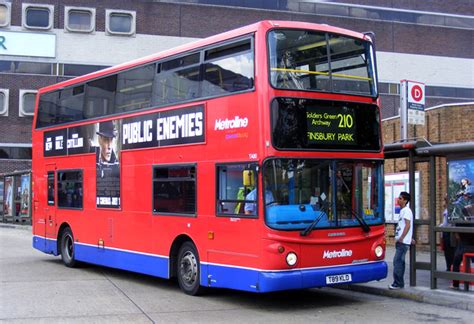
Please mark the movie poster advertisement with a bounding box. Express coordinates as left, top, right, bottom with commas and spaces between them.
94, 120, 121, 209
19, 174, 30, 216
4, 176, 13, 217
447, 158, 474, 222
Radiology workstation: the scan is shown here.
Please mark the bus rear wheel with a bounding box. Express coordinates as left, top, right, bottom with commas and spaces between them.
60, 227, 78, 268
177, 242, 203, 295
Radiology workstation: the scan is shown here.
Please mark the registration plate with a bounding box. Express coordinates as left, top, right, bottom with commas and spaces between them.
326, 273, 352, 284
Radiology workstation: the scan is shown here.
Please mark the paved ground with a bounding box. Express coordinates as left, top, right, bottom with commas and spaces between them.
1, 224, 473, 323
339, 242, 474, 311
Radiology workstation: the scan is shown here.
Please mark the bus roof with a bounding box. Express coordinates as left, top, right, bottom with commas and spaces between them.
38, 20, 370, 94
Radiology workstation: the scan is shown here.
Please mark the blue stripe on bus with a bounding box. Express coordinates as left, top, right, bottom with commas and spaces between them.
33, 236, 58, 255
33, 236, 387, 293
74, 243, 170, 279
201, 263, 260, 292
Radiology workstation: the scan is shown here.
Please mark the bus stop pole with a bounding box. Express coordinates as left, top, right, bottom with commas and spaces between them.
409, 150, 416, 286
429, 155, 437, 289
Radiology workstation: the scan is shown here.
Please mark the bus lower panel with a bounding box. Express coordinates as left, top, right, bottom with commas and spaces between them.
204, 261, 387, 293
258, 261, 388, 292
74, 243, 170, 279
33, 236, 58, 255
202, 263, 260, 292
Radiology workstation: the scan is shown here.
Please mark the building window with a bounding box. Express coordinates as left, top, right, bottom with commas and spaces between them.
19, 90, 37, 117
216, 163, 258, 217
0, 146, 32, 159
0, 60, 53, 75
65, 7, 95, 33
0, 89, 9, 116
62, 63, 108, 77
0, 2, 11, 27
389, 83, 400, 94
22, 4, 54, 30
106, 10, 136, 36
153, 165, 196, 215
57, 170, 83, 209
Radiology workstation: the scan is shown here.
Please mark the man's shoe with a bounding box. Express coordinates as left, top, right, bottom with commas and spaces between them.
388, 284, 402, 290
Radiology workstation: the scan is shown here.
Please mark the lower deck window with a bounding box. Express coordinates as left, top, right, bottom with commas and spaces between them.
153, 165, 196, 215
216, 163, 258, 217
57, 170, 83, 208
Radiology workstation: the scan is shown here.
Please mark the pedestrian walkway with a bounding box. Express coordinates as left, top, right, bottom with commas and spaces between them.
338, 245, 474, 311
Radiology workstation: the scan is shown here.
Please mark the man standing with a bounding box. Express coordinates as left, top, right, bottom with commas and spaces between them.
389, 191, 413, 290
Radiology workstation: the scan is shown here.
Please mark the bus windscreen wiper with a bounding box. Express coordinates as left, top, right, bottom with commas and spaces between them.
300, 204, 328, 236
350, 208, 371, 233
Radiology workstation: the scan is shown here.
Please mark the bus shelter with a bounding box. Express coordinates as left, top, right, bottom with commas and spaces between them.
384, 140, 474, 290
0, 170, 32, 225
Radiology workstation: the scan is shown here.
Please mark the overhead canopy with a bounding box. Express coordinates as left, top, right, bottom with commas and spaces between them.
384, 140, 474, 159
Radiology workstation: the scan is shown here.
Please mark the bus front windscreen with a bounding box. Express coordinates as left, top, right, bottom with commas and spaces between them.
268, 29, 377, 97
263, 159, 384, 232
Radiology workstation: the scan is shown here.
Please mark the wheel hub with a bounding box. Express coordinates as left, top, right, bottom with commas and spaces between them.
180, 251, 197, 286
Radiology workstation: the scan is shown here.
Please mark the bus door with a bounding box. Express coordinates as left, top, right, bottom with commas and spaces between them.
44, 165, 57, 252
211, 164, 260, 289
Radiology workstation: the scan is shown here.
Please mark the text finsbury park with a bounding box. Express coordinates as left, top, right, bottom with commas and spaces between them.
306, 109, 356, 145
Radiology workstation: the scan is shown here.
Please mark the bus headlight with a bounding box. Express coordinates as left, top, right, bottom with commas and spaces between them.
286, 252, 298, 266
374, 245, 384, 258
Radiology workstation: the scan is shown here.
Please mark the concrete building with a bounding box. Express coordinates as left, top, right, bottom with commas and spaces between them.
0, 1, 473, 224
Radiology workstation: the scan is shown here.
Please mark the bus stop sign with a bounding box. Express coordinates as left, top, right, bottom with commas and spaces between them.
406, 80, 425, 125
400, 80, 425, 136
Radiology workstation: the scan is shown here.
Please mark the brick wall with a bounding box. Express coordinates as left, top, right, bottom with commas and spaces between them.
382, 103, 474, 248
0, 160, 31, 174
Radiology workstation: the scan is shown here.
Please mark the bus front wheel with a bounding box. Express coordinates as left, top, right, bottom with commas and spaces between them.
60, 227, 78, 268
177, 242, 203, 295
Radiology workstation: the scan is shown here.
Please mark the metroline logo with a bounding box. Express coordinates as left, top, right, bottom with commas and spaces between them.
214, 116, 248, 131
323, 249, 353, 259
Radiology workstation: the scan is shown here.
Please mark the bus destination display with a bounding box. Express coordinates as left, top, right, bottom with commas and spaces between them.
306, 106, 356, 145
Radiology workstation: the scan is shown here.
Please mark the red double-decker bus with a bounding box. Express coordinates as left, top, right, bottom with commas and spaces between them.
32, 20, 387, 295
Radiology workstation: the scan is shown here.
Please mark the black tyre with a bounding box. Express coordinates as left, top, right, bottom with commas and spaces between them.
177, 242, 203, 295
60, 227, 78, 268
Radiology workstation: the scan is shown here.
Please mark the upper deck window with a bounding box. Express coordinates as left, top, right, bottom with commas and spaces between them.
268, 29, 377, 97
203, 39, 254, 96
35, 36, 254, 129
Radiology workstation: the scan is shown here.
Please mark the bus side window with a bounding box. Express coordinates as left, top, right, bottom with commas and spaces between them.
115, 64, 155, 112
203, 38, 254, 97
153, 165, 196, 215
57, 170, 83, 209
216, 163, 257, 217
85, 75, 117, 118
47, 172, 55, 206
